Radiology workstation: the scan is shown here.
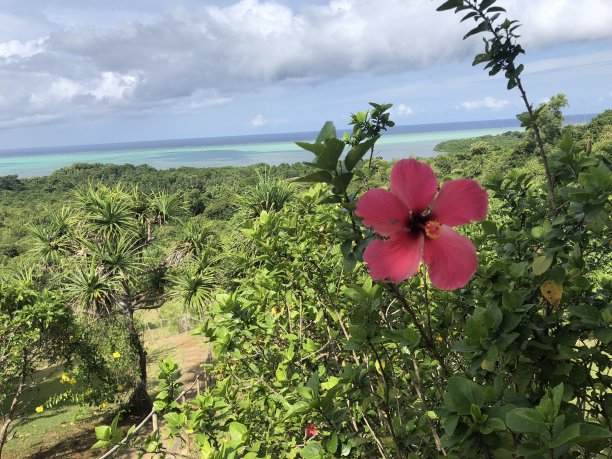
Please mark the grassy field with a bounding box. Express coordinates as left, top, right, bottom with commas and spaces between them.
3, 320, 208, 459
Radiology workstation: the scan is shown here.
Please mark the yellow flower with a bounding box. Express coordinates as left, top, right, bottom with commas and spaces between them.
69, 377, 77, 385
435, 335, 444, 345
112, 352, 121, 359
185, 429, 194, 434
60, 373, 71, 384
84, 388, 93, 396
99, 402, 108, 410
35, 406, 44, 413
117, 385, 124, 392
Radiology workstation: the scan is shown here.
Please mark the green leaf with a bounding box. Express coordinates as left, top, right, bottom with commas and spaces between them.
532, 256, 553, 275
549, 423, 580, 448
153, 400, 167, 412
332, 172, 353, 193
481, 417, 506, 434
325, 432, 338, 454
436, 0, 464, 11
480, 0, 496, 10
506, 408, 547, 434
473, 52, 490, 66
301, 441, 323, 459
315, 138, 345, 171
95, 426, 112, 441
284, 401, 311, 420
228, 421, 248, 444
444, 376, 484, 415
557, 131, 574, 153
481, 220, 497, 235
110, 413, 120, 433
316, 121, 336, 143
306, 372, 320, 395
295, 141, 324, 156
577, 423, 612, 441
516, 111, 533, 128
344, 136, 379, 171
91, 440, 110, 450
464, 21, 489, 40
516, 443, 545, 457
293, 171, 334, 184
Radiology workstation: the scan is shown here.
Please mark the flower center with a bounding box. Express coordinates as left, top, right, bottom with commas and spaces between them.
424, 220, 443, 239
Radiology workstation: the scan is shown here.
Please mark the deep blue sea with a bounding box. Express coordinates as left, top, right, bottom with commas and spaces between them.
0, 115, 593, 178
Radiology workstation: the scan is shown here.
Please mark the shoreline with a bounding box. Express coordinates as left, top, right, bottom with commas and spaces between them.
1, 126, 521, 179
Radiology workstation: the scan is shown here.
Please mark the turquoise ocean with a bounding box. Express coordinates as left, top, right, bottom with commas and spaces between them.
0, 116, 592, 178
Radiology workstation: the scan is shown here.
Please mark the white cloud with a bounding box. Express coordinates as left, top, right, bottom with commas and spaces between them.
91, 72, 139, 100
396, 104, 413, 116
1, 0, 612, 129
459, 97, 510, 111
250, 114, 267, 127
0, 37, 46, 60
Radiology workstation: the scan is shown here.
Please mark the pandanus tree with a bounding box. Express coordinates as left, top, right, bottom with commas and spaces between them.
32, 183, 186, 413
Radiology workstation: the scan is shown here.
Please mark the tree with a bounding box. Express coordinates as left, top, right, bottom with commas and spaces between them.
0, 271, 74, 456
32, 183, 186, 413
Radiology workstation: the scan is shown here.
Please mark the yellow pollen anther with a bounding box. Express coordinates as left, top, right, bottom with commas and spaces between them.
425, 220, 443, 239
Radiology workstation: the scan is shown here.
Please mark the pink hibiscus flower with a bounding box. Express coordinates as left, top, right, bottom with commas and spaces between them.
355, 159, 488, 290
305, 422, 318, 438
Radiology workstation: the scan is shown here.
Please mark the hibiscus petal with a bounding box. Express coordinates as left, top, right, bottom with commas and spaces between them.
390, 159, 438, 213
430, 179, 488, 227
423, 226, 477, 290
364, 232, 423, 283
355, 189, 410, 236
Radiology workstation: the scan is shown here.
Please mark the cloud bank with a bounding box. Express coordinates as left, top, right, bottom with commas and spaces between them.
1, 0, 611, 129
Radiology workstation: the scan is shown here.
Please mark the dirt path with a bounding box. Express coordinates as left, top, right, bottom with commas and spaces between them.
11, 331, 208, 459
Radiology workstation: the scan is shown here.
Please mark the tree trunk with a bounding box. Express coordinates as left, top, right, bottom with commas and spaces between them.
125, 310, 152, 415
0, 354, 27, 457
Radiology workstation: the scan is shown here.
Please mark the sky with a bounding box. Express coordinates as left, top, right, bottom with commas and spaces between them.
0, 0, 611, 149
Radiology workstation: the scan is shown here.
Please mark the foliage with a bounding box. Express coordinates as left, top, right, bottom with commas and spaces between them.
0, 273, 75, 454
1, 1, 611, 456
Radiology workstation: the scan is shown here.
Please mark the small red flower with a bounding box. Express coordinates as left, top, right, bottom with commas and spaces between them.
305, 422, 318, 438
355, 159, 488, 290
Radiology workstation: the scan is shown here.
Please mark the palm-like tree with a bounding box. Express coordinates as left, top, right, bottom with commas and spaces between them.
31, 182, 186, 413
239, 168, 294, 218
30, 206, 76, 265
